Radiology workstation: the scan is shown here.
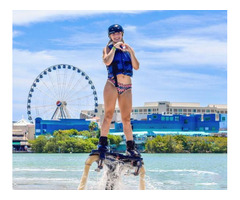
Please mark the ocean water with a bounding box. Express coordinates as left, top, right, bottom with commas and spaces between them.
12, 153, 227, 190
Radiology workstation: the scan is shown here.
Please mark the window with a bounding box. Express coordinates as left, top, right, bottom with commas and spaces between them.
153, 115, 157, 119
184, 119, 188, 124
135, 109, 138, 113
193, 109, 196, 112
161, 116, 165, 121
206, 110, 210, 113
188, 109, 191, 112
204, 117, 211, 121
222, 117, 226, 121
148, 109, 152, 113
178, 109, 182, 113
175, 116, 179, 121
166, 117, 169, 121
212, 127, 216, 130
170, 117, 174, 121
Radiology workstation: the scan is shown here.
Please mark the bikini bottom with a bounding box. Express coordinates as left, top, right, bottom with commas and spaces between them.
107, 77, 132, 95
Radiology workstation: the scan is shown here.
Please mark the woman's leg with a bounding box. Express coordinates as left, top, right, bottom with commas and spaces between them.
118, 89, 141, 156
100, 81, 118, 137
118, 89, 133, 141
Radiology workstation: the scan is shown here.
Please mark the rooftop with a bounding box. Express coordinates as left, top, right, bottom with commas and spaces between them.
13, 117, 32, 126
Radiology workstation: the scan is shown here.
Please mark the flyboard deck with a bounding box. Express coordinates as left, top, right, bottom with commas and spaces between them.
78, 150, 145, 190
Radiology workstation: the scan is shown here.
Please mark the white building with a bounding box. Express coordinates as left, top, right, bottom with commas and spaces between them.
85, 101, 227, 127
12, 117, 35, 151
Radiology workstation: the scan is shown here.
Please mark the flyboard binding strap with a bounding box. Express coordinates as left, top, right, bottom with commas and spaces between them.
90, 150, 144, 176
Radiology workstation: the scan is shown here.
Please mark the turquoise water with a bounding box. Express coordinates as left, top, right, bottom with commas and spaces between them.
12, 153, 227, 190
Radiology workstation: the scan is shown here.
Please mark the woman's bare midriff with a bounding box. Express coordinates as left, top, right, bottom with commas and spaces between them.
116, 74, 131, 84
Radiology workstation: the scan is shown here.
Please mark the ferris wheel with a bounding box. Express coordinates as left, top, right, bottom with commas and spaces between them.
27, 64, 98, 123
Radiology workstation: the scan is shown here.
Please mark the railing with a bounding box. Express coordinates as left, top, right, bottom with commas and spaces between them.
12, 137, 26, 141
12, 132, 25, 136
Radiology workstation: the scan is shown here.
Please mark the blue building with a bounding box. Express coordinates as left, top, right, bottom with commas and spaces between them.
112, 114, 226, 133
35, 117, 93, 136
219, 114, 227, 130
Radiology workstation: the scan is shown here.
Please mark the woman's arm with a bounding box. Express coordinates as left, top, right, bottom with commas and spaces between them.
124, 44, 140, 70
102, 46, 115, 66
102, 42, 124, 66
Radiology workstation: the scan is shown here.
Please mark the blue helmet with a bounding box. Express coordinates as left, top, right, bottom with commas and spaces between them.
108, 24, 124, 35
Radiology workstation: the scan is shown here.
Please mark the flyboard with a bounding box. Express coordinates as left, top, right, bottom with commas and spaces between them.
78, 150, 145, 190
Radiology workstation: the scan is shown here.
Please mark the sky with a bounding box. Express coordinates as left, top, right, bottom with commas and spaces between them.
12, 10, 227, 121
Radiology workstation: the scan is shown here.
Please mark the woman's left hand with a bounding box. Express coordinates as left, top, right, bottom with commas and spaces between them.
123, 43, 139, 70
121, 43, 133, 53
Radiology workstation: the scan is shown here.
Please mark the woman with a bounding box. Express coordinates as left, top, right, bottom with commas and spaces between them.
97, 24, 140, 157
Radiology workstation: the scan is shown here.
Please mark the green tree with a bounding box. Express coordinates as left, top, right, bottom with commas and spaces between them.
43, 138, 58, 153
174, 135, 188, 150
145, 135, 227, 153
145, 135, 167, 153
79, 130, 92, 138
89, 121, 98, 132
74, 139, 96, 153
29, 135, 48, 153
108, 135, 122, 146
164, 135, 177, 153
88, 138, 99, 145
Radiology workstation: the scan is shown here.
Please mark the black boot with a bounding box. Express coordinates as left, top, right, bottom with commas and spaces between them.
126, 140, 141, 157
97, 136, 109, 159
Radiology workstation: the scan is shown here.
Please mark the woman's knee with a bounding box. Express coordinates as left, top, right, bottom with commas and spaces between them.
104, 111, 114, 123
122, 116, 131, 126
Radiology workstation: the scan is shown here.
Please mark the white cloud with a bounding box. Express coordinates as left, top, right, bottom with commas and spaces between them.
144, 13, 226, 29
132, 68, 227, 106
51, 32, 106, 46
13, 10, 147, 26
13, 48, 103, 70
124, 25, 137, 32
182, 24, 227, 37
135, 36, 227, 69
153, 15, 203, 25
12, 30, 24, 38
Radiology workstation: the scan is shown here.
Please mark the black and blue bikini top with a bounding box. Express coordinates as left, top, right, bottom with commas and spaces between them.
106, 44, 133, 80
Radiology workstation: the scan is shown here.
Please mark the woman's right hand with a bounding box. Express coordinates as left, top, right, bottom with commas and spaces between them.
114, 42, 124, 50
